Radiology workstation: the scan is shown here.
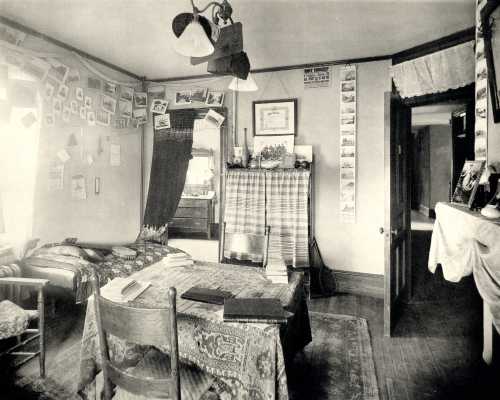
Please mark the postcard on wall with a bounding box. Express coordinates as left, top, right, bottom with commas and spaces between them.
87, 111, 96, 126
53, 98, 62, 115
76, 87, 84, 101
132, 108, 147, 123
304, 65, 331, 89
70, 100, 78, 115
62, 106, 71, 123
102, 94, 117, 114
66, 68, 80, 84
57, 84, 69, 101
48, 61, 69, 83
206, 90, 224, 106
71, 175, 87, 200
115, 118, 129, 129
154, 113, 171, 130
191, 88, 208, 102
95, 110, 110, 126
340, 67, 356, 81
45, 114, 55, 127
48, 163, 64, 191
147, 85, 166, 101
110, 143, 121, 166
84, 96, 92, 109
150, 99, 168, 114
120, 86, 134, 102
204, 108, 225, 128
134, 92, 148, 108
88, 77, 102, 90
44, 82, 55, 99
103, 81, 117, 96
79, 106, 87, 120
119, 99, 132, 118
175, 90, 192, 105
341, 91, 356, 103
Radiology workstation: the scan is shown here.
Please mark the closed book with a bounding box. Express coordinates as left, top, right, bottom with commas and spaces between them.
181, 286, 234, 305
223, 298, 287, 323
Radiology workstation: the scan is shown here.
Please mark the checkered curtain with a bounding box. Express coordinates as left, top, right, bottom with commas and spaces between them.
224, 170, 266, 235
265, 170, 310, 268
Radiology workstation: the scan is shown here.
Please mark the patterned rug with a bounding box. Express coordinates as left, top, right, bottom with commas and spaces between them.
13, 312, 379, 400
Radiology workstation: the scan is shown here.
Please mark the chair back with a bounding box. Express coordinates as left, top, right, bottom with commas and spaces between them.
219, 222, 270, 267
90, 271, 180, 400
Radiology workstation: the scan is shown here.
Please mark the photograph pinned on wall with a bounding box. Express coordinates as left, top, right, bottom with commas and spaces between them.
341, 126, 355, 136
57, 84, 69, 101
118, 99, 132, 118
96, 109, 111, 126
340, 67, 356, 81
134, 92, 148, 108
341, 158, 355, 169
84, 95, 92, 109
147, 85, 166, 101
88, 76, 102, 90
154, 113, 171, 130
341, 168, 355, 180
341, 146, 355, 158
150, 99, 169, 114
62, 106, 71, 123
70, 100, 78, 115
341, 91, 356, 103
71, 175, 87, 200
341, 180, 355, 194
341, 136, 355, 147
341, 80, 356, 92
204, 108, 225, 128
190, 88, 208, 102
340, 113, 356, 125
206, 90, 224, 106
44, 81, 55, 99
22, 57, 50, 81
103, 81, 117, 96
341, 103, 356, 114
87, 111, 96, 126
120, 86, 134, 102
102, 94, 117, 114
53, 98, 62, 115
475, 137, 487, 160
79, 106, 87, 120
48, 60, 69, 83
45, 113, 55, 127
174, 90, 192, 105
133, 108, 147, 124
76, 87, 84, 101
115, 117, 129, 129
66, 68, 80, 84
341, 191, 355, 203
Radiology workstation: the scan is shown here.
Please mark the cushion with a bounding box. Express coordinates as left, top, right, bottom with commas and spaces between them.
112, 349, 214, 400
82, 248, 104, 262
34, 245, 89, 260
0, 300, 30, 340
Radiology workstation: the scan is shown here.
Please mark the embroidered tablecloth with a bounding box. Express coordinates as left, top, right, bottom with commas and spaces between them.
78, 259, 311, 400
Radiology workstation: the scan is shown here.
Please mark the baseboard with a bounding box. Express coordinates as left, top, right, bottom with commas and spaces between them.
333, 269, 384, 299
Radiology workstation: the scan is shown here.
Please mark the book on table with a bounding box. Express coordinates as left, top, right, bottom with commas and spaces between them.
101, 277, 152, 303
223, 298, 287, 323
181, 286, 234, 305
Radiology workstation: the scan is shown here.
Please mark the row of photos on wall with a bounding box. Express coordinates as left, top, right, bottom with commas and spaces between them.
475, 0, 488, 161
339, 65, 357, 223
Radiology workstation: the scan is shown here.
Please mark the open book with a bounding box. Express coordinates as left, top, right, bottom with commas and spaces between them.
101, 277, 151, 303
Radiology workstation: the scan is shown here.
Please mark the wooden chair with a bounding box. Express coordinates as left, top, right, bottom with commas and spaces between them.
0, 277, 49, 378
219, 222, 270, 267
91, 271, 210, 400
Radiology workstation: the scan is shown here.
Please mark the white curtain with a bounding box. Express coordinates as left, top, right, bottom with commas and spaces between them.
390, 41, 475, 98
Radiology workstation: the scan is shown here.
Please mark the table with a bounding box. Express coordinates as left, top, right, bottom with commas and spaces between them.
77, 257, 311, 400
429, 202, 500, 364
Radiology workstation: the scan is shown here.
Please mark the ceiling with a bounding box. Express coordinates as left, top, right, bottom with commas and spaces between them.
0, 0, 475, 80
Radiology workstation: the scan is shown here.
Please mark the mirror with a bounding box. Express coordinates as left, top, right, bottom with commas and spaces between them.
481, 0, 500, 122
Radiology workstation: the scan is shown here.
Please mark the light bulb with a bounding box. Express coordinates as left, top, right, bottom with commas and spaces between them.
174, 19, 214, 57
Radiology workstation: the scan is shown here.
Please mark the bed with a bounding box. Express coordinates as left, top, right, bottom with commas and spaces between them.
21, 242, 176, 303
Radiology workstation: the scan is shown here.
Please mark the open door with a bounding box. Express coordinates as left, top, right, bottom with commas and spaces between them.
383, 92, 412, 337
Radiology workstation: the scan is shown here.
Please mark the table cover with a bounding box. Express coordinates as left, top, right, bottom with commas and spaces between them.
78, 259, 311, 400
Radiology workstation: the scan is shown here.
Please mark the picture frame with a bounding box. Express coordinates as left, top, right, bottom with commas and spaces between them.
206, 90, 224, 106
191, 88, 208, 102
451, 160, 486, 208
175, 90, 192, 105
481, 1, 500, 122
120, 86, 134, 102
253, 98, 297, 136
102, 94, 117, 114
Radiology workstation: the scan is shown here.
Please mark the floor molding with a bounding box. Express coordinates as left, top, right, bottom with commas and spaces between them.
333, 269, 384, 298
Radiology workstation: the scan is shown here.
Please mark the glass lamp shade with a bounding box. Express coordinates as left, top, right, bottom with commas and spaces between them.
228, 73, 258, 91
174, 19, 214, 57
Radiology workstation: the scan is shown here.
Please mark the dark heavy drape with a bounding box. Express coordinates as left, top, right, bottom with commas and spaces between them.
143, 109, 195, 233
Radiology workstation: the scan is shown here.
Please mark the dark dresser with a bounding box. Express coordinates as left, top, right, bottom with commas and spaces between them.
169, 194, 214, 239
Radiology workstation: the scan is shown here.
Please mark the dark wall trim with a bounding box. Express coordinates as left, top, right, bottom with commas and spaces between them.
392, 27, 475, 65
333, 269, 384, 299
149, 54, 393, 82
401, 83, 475, 107
0, 16, 142, 81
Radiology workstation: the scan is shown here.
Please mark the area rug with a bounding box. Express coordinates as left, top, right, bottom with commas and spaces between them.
14, 312, 379, 400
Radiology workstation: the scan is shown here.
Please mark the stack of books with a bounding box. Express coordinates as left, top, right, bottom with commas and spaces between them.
163, 252, 194, 267
265, 258, 288, 284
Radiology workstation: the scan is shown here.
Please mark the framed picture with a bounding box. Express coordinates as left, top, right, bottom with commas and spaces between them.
253, 98, 297, 136
191, 88, 208, 102
154, 114, 171, 130
119, 99, 132, 118
150, 99, 168, 114
102, 94, 117, 114
206, 90, 224, 106
76, 87, 84, 101
451, 160, 486, 208
96, 110, 110, 126
103, 81, 117, 96
120, 86, 134, 102
174, 90, 191, 105
134, 92, 148, 108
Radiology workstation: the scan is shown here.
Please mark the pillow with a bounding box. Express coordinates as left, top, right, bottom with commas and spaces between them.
82, 248, 104, 262
33, 245, 89, 260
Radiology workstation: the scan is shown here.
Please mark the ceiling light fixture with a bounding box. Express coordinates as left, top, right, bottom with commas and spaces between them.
228, 73, 258, 92
173, 0, 235, 58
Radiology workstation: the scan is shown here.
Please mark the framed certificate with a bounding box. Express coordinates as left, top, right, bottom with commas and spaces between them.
253, 98, 297, 136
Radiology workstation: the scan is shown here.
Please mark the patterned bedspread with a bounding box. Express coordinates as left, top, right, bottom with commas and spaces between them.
22, 243, 180, 303
77, 260, 311, 400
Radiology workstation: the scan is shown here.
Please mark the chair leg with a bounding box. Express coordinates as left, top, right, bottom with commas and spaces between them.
38, 288, 46, 378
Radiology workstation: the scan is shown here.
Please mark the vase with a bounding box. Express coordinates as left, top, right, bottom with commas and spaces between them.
241, 128, 249, 168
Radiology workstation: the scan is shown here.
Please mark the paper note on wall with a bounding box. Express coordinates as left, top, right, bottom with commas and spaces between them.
48, 163, 64, 191
110, 144, 121, 166
71, 175, 86, 200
